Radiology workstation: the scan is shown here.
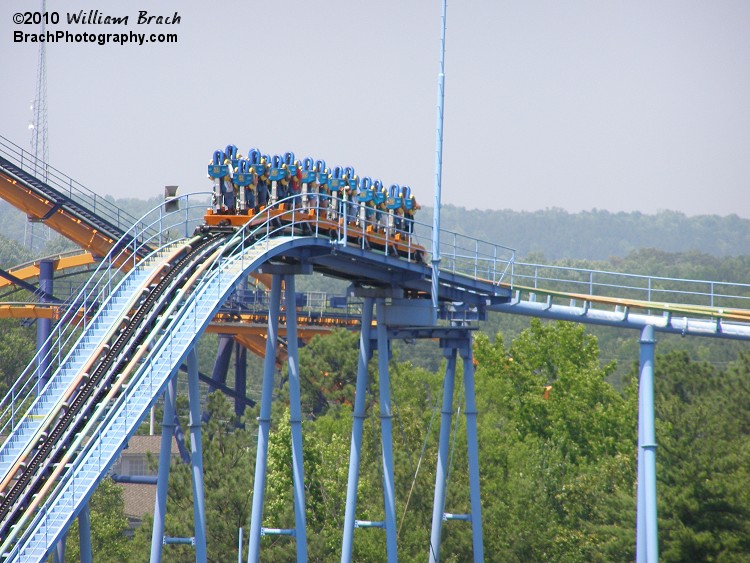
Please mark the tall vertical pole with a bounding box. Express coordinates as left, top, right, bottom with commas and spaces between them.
341, 298, 374, 562
637, 325, 658, 562
461, 340, 484, 561
78, 502, 92, 563
248, 274, 282, 563
187, 347, 208, 562
431, 0, 448, 322
284, 275, 308, 561
36, 259, 53, 394
151, 373, 178, 563
429, 347, 456, 563
376, 299, 398, 562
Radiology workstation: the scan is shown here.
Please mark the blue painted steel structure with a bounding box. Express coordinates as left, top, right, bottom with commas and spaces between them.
376, 298, 398, 562
0, 161, 749, 562
637, 326, 658, 563
35, 259, 53, 392
341, 297, 373, 562
248, 274, 282, 562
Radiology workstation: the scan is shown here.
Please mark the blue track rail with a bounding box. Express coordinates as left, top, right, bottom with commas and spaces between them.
0, 249, 168, 483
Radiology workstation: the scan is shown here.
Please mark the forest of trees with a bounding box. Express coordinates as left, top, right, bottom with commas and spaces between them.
52, 325, 750, 561
0, 201, 749, 560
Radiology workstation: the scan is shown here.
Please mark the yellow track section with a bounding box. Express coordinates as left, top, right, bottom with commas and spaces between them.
0, 252, 97, 290
0, 172, 118, 259
500, 281, 750, 322
0, 304, 58, 320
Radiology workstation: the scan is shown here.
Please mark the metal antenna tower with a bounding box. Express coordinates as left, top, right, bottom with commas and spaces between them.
25, 0, 51, 251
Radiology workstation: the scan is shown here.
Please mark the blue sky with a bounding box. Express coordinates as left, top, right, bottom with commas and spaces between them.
2, 0, 749, 217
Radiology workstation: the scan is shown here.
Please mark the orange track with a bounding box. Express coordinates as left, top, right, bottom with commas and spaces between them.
0, 171, 120, 260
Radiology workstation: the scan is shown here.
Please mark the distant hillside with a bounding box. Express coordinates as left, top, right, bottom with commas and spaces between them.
417, 206, 750, 260
2, 199, 749, 264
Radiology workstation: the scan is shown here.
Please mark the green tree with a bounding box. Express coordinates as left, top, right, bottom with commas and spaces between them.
130, 392, 257, 562
0, 320, 36, 396
655, 351, 750, 562
63, 478, 132, 561
297, 329, 359, 416
464, 320, 637, 561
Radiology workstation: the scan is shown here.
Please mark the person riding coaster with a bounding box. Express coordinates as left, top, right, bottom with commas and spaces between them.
208, 149, 235, 214
374, 183, 388, 233
386, 184, 403, 236
401, 186, 419, 234
203, 145, 426, 263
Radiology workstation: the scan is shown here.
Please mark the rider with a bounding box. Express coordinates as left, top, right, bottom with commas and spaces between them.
404, 193, 420, 234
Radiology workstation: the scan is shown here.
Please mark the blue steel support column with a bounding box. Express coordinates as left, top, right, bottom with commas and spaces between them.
341, 297, 374, 562
78, 502, 92, 563
429, 347, 457, 563
284, 275, 308, 561
460, 341, 484, 561
36, 258, 53, 393
212, 334, 234, 387
637, 325, 658, 562
248, 274, 282, 563
636, 379, 646, 562
151, 372, 178, 563
187, 347, 208, 562
235, 342, 248, 420
376, 299, 398, 562
53, 539, 64, 563
206, 334, 234, 422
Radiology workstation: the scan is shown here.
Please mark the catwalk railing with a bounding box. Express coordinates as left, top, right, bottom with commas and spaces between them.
4, 198, 346, 558
509, 261, 750, 312
0, 134, 154, 241
0, 193, 210, 442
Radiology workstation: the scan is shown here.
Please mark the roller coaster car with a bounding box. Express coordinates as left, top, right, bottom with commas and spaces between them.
201, 204, 426, 264
202, 149, 425, 263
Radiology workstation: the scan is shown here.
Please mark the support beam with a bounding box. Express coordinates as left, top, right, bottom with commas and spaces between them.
78, 502, 92, 563
0, 264, 58, 300
234, 342, 247, 420
188, 348, 208, 562
637, 325, 659, 562
53, 539, 64, 563
341, 297, 374, 562
36, 259, 53, 393
211, 334, 234, 387
151, 373, 178, 563
430, 332, 483, 561
429, 347, 457, 563
376, 299, 398, 563
248, 274, 282, 562
460, 341, 484, 561
284, 274, 308, 561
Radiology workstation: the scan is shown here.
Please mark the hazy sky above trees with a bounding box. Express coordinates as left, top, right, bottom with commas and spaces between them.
3, 0, 749, 217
